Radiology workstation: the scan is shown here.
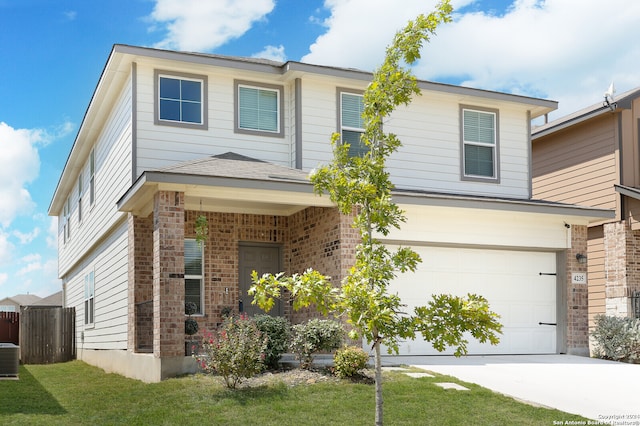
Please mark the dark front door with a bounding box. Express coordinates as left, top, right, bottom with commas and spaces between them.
239, 244, 282, 316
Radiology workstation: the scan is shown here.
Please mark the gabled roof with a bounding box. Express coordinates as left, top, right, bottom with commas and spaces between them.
31, 291, 63, 307
160, 152, 309, 183
0, 294, 42, 306
532, 87, 640, 139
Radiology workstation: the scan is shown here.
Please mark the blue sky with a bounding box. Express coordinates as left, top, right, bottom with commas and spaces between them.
1, 0, 639, 300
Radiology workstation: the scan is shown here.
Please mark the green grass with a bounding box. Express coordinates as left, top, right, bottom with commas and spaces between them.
0, 361, 587, 425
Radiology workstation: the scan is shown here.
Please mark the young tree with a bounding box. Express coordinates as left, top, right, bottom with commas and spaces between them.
250, 1, 502, 424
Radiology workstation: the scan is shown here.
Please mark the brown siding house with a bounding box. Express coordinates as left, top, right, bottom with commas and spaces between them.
533, 88, 640, 333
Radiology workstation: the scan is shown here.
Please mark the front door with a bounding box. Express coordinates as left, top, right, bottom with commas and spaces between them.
239, 244, 282, 316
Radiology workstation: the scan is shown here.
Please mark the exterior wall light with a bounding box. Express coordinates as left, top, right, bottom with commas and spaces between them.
576, 253, 587, 264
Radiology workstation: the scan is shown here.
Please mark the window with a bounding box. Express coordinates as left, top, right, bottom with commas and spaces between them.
461, 107, 499, 180
77, 174, 83, 224
89, 149, 95, 206
235, 81, 283, 137
84, 270, 95, 326
185, 239, 204, 315
339, 91, 367, 157
155, 70, 207, 129
63, 197, 71, 244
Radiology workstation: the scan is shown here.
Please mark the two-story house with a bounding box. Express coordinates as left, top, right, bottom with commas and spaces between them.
532, 88, 640, 338
49, 44, 612, 382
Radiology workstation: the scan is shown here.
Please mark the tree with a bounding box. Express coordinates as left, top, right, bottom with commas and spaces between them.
250, 1, 502, 424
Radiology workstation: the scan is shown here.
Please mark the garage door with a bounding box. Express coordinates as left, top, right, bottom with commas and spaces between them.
385, 246, 557, 355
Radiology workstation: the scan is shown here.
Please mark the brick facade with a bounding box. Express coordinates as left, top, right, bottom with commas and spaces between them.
127, 197, 361, 357
566, 224, 589, 354
153, 191, 185, 358
604, 221, 640, 317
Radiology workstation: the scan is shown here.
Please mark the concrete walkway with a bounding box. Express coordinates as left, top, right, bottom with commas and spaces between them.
381, 354, 640, 422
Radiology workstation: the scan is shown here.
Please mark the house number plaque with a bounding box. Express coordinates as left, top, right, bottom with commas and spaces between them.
571, 272, 587, 284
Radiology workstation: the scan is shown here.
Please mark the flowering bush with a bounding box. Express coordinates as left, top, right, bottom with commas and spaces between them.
290, 318, 345, 369
334, 346, 369, 378
195, 313, 268, 388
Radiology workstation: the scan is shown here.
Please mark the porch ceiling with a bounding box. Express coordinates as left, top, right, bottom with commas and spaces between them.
117, 172, 334, 217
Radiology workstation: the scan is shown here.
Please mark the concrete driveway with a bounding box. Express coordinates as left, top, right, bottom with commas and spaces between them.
382, 354, 640, 422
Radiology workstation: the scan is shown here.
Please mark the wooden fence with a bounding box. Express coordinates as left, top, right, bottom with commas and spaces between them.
19, 307, 76, 364
0, 311, 20, 344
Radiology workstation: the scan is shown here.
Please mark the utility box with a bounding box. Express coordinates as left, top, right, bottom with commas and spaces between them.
0, 343, 19, 378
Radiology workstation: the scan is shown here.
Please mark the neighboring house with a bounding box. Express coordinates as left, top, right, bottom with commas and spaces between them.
48, 44, 612, 382
532, 88, 640, 333
0, 294, 42, 312
30, 291, 63, 308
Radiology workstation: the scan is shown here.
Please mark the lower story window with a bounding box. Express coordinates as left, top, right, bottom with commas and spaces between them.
84, 270, 94, 325
185, 239, 203, 314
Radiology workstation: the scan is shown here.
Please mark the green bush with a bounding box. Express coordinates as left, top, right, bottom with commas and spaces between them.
195, 313, 268, 388
290, 318, 345, 369
591, 315, 640, 362
254, 314, 291, 369
334, 346, 369, 378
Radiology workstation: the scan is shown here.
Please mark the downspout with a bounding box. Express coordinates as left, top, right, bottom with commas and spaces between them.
527, 110, 533, 199
295, 78, 302, 169
131, 62, 138, 184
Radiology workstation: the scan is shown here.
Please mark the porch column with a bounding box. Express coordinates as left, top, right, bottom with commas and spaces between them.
604, 221, 640, 317
153, 191, 185, 358
566, 224, 588, 355
127, 213, 154, 353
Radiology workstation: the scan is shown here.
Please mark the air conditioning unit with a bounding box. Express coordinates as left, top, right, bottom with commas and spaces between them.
0, 343, 19, 377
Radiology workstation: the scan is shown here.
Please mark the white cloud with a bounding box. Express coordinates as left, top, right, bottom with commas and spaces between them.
63, 11, 77, 21
13, 228, 40, 245
149, 0, 276, 51
21, 253, 42, 263
17, 261, 43, 277
252, 44, 286, 62
0, 231, 14, 266
303, 0, 640, 120
47, 217, 58, 250
0, 122, 43, 227
0, 273, 7, 288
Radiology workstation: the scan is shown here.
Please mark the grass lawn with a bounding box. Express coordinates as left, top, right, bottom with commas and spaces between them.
0, 361, 586, 425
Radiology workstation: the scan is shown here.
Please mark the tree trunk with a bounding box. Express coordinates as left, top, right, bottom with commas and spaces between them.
374, 339, 383, 426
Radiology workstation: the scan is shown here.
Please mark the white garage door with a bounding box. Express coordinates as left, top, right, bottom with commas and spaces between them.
385, 246, 557, 355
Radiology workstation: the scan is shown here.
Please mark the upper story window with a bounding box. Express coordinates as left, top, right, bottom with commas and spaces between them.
89, 149, 95, 206
185, 239, 204, 315
77, 174, 83, 224
234, 80, 284, 137
339, 90, 367, 157
63, 197, 71, 244
154, 70, 208, 129
461, 106, 499, 182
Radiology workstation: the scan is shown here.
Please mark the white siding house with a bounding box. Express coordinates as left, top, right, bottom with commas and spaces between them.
49, 45, 613, 382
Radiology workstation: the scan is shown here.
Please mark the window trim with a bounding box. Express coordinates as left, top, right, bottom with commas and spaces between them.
84, 269, 95, 327
337, 88, 367, 157
184, 238, 204, 316
89, 149, 95, 207
63, 197, 71, 244
234, 80, 284, 138
154, 70, 208, 130
77, 173, 83, 225
459, 105, 500, 183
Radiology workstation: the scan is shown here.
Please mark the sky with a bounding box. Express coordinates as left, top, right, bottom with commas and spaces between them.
1, 0, 639, 300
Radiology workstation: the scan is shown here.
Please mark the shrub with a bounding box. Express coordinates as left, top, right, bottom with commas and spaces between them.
185, 318, 199, 336
196, 313, 268, 388
185, 302, 198, 336
334, 346, 369, 378
254, 314, 291, 370
290, 318, 345, 369
591, 315, 640, 362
